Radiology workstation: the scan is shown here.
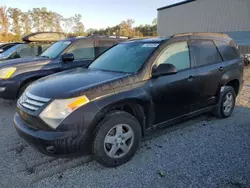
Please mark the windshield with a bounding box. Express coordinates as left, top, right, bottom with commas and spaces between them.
40, 41, 71, 59
0, 44, 16, 52
89, 42, 159, 73
0, 44, 22, 60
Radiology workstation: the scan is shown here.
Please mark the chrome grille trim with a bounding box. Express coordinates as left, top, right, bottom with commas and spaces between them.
19, 92, 50, 112
26, 92, 50, 102
22, 103, 39, 111
25, 99, 44, 107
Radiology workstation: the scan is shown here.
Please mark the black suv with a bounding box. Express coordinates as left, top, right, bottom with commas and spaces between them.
0, 36, 125, 99
15, 33, 244, 167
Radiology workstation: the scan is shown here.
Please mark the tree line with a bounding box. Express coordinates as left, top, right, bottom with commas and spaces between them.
86, 19, 157, 37
0, 6, 157, 42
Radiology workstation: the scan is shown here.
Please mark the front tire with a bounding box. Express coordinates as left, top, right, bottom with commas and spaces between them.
92, 111, 142, 167
213, 86, 236, 118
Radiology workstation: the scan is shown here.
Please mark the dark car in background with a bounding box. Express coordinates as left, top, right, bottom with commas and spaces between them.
0, 32, 66, 62
0, 43, 23, 54
14, 33, 244, 167
0, 36, 126, 99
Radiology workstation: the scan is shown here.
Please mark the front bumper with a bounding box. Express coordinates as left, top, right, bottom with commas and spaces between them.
14, 113, 91, 156
0, 79, 19, 99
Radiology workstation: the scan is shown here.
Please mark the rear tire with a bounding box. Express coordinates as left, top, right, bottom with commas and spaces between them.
213, 86, 236, 118
92, 111, 142, 167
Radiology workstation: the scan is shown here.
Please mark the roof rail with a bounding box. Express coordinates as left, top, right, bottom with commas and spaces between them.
128, 37, 152, 41
172, 32, 230, 38
88, 35, 128, 39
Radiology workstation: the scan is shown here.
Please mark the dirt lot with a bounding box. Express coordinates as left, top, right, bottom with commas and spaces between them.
0, 68, 250, 188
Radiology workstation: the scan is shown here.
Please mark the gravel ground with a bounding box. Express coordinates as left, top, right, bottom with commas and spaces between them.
0, 68, 250, 188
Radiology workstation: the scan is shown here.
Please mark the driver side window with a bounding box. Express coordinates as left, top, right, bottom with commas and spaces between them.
156, 41, 190, 71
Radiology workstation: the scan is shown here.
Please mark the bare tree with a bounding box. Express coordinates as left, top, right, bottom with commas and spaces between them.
8, 8, 22, 40
21, 11, 32, 35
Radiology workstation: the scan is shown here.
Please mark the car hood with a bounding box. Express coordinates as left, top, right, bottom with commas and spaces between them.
0, 57, 51, 68
28, 68, 130, 99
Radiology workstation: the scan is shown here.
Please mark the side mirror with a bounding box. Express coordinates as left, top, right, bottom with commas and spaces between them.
62, 53, 74, 62
0, 49, 3, 53
152, 63, 177, 78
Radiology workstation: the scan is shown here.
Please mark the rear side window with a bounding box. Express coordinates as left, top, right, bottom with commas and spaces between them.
190, 40, 222, 67
214, 40, 239, 61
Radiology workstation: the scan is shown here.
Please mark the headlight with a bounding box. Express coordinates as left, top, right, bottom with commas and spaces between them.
39, 95, 89, 129
0, 67, 16, 79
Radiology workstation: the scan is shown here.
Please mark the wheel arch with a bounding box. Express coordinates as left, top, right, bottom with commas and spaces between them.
91, 97, 154, 138
17, 76, 43, 98
221, 70, 241, 95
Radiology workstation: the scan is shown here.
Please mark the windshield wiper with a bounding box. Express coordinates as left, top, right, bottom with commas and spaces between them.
40, 55, 50, 58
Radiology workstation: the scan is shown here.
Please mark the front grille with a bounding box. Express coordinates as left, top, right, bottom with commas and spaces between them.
19, 92, 50, 112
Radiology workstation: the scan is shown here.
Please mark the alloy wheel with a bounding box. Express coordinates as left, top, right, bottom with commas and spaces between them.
104, 124, 134, 159
223, 92, 233, 113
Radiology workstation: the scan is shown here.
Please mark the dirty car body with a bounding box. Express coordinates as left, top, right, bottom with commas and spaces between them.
14, 33, 244, 166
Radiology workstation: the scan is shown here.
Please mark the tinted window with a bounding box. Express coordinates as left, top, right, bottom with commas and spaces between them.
89, 42, 159, 73
214, 40, 239, 61
190, 40, 222, 67
156, 41, 190, 71
17, 44, 39, 58
96, 47, 109, 56
67, 41, 95, 60
41, 44, 52, 52
96, 40, 117, 56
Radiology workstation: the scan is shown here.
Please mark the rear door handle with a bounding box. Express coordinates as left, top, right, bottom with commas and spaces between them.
187, 75, 195, 82
219, 66, 224, 71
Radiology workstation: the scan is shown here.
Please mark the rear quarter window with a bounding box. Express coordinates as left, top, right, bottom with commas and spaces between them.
214, 40, 240, 61
190, 40, 222, 67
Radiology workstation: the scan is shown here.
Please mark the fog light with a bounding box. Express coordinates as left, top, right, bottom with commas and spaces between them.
0, 87, 6, 92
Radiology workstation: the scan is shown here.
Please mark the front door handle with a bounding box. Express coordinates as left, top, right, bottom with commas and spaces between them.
187, 75, 195, 82
219, 66, 224, 71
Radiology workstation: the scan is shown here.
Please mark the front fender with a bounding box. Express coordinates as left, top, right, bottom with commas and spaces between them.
92, 87, 154, 130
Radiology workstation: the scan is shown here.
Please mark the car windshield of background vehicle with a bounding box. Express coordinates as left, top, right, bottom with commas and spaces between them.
0, 44, 22, 60
89, 42, 159, 73
1, 44, 16, 52
40, 41, 71, 59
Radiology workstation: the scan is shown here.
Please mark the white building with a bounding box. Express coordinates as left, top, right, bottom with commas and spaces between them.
157, 0, 250, 53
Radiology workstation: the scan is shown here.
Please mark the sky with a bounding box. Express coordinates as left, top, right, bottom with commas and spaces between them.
1, 0, 182, 30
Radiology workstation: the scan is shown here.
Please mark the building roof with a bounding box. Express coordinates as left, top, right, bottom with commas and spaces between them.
157, 0, 196, 11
